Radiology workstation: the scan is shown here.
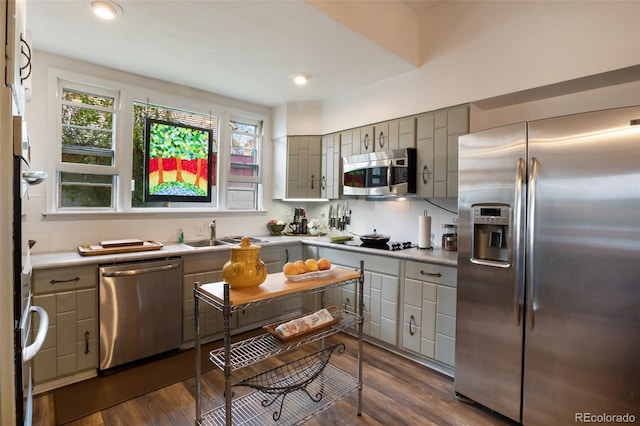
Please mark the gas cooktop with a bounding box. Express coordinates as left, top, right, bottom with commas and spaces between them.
343, 241, 417, 251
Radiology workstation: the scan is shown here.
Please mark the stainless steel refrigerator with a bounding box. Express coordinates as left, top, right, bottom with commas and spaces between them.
455, 106, 640, 425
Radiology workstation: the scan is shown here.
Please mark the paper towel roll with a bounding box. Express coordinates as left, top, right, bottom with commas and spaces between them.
418, 215, 432, 249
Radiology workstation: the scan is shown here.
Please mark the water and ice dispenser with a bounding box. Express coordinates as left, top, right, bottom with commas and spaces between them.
470, 204, 511, 266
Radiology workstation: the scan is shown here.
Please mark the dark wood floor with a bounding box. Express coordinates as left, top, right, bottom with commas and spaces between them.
33, 333, 515, 425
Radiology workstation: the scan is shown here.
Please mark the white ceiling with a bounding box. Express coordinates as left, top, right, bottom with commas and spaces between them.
26, 0, 437, 107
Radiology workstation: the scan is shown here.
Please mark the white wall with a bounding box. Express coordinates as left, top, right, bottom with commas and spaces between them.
319, 1, 640, 133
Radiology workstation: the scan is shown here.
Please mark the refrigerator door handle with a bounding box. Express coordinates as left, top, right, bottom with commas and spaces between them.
526, 157, 539, 331
513, 158, 526, 326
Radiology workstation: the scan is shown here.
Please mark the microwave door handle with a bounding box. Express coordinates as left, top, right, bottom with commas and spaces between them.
387, 162, 392, 192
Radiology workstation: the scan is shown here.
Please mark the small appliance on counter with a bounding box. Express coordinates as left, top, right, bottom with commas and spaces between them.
442, 224, 457, 252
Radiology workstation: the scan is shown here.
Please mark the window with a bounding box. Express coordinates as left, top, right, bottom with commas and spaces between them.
52, 73, 264, 212
227, 119, 262, 209
57, 82, 119, 209
131, 102, 219, 208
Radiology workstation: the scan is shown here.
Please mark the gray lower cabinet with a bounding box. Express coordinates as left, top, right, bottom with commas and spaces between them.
31, 265, 99, 384
317, 247, 400, 346
182, 250, 230, 342
402, 260, 457, 367
182, 243, 304, 342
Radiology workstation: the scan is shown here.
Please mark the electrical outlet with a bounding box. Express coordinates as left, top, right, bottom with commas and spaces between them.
196, 223, 205, 236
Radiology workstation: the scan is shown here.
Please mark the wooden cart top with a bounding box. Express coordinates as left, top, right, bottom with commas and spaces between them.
197, 267, 361, 306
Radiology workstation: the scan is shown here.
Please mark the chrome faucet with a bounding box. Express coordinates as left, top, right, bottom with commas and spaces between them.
209, 220, 216, 241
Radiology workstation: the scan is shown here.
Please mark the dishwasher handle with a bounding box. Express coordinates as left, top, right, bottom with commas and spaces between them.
101, 262, 180, 278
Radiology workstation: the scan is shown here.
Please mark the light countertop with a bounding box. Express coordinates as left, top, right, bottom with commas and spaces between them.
28, 235, 457, 270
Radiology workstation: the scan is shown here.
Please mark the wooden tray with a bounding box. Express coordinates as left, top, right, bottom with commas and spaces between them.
77, 240, 164, 256
263, 306, 342, 343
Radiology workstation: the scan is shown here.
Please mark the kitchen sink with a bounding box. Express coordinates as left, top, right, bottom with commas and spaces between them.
217, 236, 269, 245
184, 239, 231, 248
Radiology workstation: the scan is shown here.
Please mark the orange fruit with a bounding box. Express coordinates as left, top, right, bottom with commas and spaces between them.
282, 262, 298, 275
304, 258, 319, 272
293, 260, 308, 274
317, 258, 331, 270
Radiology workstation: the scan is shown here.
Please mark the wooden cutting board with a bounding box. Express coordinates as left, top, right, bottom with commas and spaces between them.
99, 238, 144, 248
77, 241, 163, 256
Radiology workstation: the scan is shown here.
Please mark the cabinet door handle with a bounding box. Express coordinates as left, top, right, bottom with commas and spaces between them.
379, 131, 385, 149
363, 133, 369, 150
310, 174, 314, 190
84, 331, 90, 354
409, 314, 416, 336
285, 248, 289, 263
420, 270, 442, 277
422, 165, 431, 184
321, 176, 326, 190
49, 276, 80, 284
20, 33, 32, 83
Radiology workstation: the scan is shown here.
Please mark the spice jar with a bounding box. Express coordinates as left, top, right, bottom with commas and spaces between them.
222, 237, 267, 288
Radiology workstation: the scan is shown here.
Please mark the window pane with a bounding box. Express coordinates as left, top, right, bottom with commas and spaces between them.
230, 120, 259, 176
227, 181, 257, 209
63, 88, 114, 108
59, 172, 114, 208
61, 88, 115, 166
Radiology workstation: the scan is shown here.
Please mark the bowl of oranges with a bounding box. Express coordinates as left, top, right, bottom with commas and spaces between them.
283, 257, 333, 281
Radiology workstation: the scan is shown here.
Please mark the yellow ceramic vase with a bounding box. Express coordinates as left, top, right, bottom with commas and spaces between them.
222, 236, 267, 289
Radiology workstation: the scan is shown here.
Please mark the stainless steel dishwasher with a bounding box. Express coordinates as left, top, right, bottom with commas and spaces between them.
99, 257, 183, 371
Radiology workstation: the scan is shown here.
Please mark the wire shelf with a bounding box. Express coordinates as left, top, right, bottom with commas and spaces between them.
209, 311, 358, 371
197, 363, 359, 426
233, 343, 345, 421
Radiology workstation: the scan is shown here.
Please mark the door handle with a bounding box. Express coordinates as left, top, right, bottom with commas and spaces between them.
101, 262, 180, 277
409, 314, 416, 336
49, 276, 79, 284
513, 158, 526, 326
23, 306, 49, 362
526, 157, 539, 331
379, 131, 385, 149
422, 165, 431, 184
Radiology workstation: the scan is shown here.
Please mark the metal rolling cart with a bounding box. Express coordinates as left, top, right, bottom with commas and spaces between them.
193, 262, 365, 426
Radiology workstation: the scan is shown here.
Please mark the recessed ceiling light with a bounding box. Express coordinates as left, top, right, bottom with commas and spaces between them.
91, 1, 122, 20
292, 72, 311, 85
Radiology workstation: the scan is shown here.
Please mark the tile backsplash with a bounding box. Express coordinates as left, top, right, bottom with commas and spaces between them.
23, 191, 458, 253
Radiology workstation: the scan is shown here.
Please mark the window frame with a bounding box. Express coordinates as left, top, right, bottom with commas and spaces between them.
45, 69, 268, 215
55, 79, 121, 211
226, 117, 264, 210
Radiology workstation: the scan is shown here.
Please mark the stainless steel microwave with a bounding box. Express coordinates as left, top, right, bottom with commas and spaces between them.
342, 148, 416, 197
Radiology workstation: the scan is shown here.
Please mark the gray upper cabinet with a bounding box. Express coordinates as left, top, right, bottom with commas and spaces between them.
272, 135, 322, 199
321, 132, 341, 199
375, 118, 416, 151
416, 104, 469, 198
358, 125, 375, 154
